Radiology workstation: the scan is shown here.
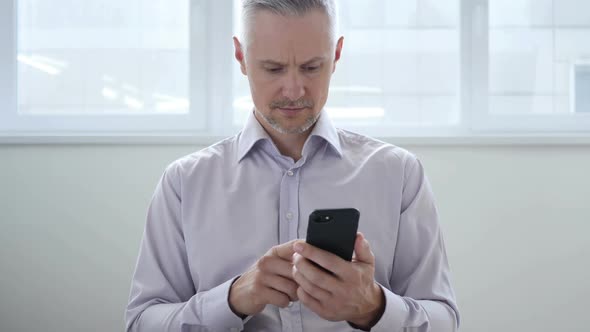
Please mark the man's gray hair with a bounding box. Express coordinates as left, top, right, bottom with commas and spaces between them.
241, 0, 338, 48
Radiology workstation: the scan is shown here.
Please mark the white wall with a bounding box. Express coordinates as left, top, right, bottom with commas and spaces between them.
1, 143, 589, 332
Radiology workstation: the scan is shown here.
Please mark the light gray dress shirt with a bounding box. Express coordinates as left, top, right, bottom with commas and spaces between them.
125, 111, 460, 331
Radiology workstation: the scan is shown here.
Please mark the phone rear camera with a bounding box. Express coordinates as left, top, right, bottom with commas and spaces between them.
317, 215, 332, 223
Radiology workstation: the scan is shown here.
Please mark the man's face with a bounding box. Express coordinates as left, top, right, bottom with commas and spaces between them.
234, 9, 343, 135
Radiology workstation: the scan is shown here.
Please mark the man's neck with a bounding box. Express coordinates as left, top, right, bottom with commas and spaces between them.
268, 130, 310, 162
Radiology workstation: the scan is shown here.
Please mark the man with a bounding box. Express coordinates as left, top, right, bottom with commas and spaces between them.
125, 0, 460, 331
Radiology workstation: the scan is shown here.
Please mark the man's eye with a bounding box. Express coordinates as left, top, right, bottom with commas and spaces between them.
304, 66, 319, 72
266, 68, 283, 73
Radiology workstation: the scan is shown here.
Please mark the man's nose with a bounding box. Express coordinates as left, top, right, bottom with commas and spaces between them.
281, 70, 305, 101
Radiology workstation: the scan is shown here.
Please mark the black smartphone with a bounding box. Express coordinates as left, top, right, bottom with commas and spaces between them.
305, 208, 360, 262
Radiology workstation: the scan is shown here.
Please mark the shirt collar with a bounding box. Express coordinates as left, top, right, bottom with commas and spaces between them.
237, 110, 342, 162
306, 109, 342, 158
237, 110, 273, 162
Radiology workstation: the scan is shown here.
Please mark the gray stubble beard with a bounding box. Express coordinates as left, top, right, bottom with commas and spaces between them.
255, 108, 320, 135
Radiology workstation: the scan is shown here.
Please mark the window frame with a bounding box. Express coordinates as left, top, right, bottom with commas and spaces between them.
1, 0, 590, 145
0, 0, 17, 134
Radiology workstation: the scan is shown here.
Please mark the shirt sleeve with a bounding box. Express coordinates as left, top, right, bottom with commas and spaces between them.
125, 163, 245, 332
370, 155, 461, 332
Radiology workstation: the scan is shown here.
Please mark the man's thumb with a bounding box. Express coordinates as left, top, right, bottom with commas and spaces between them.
353, 232, 374, 264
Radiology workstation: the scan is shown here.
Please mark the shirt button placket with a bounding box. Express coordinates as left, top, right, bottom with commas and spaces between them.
279, 167, 303, 332
286, 169, 299, 241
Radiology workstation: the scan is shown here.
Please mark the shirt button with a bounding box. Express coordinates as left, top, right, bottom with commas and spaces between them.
286, 212, 293, 220
286, 170, 294, 176
288, 301, 294, 307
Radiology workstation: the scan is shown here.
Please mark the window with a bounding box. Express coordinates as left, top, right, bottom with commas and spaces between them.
1, 0, 589, 140
478, 0, 590, 131
1, 0, 203, 134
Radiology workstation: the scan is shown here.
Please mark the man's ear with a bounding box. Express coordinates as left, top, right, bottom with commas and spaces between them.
233, 36, 247, 75
332, 36, 344, 73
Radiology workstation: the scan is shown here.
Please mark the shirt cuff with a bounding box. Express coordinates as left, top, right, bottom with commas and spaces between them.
200, 276, 246, 331
369, 283, 408, 332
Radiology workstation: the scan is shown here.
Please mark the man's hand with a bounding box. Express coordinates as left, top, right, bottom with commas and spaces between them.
292, 232, 385, 329
229, 240, 299, 317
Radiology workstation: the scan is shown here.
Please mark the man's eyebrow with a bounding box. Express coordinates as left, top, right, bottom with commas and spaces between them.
301, 56, 326, 65
259, 60, 285, 66
258, 56, 327, 66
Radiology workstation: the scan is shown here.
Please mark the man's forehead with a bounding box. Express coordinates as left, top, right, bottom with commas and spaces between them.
245, 9, 333, 60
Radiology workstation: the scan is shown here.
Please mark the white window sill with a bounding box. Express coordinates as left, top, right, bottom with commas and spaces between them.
2, 133, 590, 146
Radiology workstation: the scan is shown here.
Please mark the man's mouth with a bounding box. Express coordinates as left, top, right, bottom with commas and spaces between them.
279, 107, 305, 111
278, 107, 306, 116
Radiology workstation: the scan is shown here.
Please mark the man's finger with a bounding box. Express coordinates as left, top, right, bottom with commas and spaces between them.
292, 253, 340, 291
292, 264, 332, 302
297, 287, 325, 317
260, 287, 291, 308
259, 256, 296, 279
353, 232, 375, 264
269, 239, 298, 260
293, 240, 347, 276
262, 274, 299, 301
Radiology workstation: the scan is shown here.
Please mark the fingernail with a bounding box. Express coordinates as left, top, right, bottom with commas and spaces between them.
294, 242, 303, 253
